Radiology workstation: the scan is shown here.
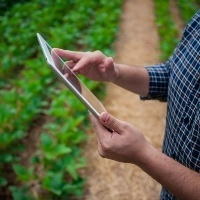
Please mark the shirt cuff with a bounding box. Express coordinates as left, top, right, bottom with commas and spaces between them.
140, 64, 170, 101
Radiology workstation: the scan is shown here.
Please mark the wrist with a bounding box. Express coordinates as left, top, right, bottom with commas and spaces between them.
133, 141, 156, 167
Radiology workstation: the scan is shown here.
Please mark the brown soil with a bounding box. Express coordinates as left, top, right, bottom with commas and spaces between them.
81, 0, 167, 199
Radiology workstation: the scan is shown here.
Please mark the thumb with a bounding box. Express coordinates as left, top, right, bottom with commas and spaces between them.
99, 112, 124, 134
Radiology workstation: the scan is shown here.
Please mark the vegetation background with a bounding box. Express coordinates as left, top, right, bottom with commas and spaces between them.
0, 0, 199, 199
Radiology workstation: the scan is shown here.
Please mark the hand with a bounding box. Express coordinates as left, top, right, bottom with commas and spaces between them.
89, 112, 152, 164
91, 112, 200, 199
52, 49, 119, 82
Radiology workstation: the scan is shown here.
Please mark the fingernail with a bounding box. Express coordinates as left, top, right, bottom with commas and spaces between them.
64, 73, 69, 78
102, 112, 109, 123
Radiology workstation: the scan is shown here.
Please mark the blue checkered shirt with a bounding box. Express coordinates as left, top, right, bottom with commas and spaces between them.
142, 10, 200, 199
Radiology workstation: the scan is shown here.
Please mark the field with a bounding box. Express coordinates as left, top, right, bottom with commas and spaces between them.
0, 0, 199, 199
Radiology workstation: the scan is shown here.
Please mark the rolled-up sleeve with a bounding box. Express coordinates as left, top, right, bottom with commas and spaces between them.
141, 61, 170, 101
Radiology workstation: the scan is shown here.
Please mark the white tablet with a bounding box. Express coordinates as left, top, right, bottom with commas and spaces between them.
37, 33, 106, 119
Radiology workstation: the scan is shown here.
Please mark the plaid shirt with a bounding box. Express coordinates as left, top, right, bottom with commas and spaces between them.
142, 10, 200, 199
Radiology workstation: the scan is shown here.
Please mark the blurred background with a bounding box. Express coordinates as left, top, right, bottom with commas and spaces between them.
0, 0, 199, 199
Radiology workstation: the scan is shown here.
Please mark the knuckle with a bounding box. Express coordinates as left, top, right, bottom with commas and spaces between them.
94, 50, 101, 54
105, 57, 113, 67
119, 123, 130, 133
85, 51, 92, 56
108, 118, 116, 128
122, 123, 129, 131
106, 56, 113, 63
93, 50, 104, 58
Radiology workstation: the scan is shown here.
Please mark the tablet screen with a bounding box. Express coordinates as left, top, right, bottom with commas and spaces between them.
51, 48, 82, 93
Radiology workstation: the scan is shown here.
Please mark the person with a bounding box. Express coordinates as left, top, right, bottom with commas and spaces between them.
53, 9, 200, 200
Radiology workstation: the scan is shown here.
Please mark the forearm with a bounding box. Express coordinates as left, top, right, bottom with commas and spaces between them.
138, 145, 200, 199
113, 63, 150, 96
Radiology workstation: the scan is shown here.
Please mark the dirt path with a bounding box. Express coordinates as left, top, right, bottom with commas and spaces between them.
82, 0, 167, 199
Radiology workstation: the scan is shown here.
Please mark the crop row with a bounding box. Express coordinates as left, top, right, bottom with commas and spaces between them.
154, 0, 199, 61
0, 0, 122, 199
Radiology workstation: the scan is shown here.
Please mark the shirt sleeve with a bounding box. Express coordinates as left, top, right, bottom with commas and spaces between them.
140, 61, 170, 102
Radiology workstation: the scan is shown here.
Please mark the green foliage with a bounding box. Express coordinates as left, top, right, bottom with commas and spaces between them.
154, 0, 179, 61
177, 0, 199, 23
13, 164, 34, 182
9, 186, 32, 200
0, 0, 122, 199
154, 0, 199, 61
42, 172, 84, 197
0, 176, 8, 186
0, 0, 29, 16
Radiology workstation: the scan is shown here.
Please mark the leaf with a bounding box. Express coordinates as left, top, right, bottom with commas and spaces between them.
12, 164, 33, 182
44, 144, 71, 160
42, 171, 63, 196
62, 177, 85, 196
0, 153, 14, 163
30, 156, 40, 164
54, 144, 72, 156
40, 133, 53, 149
0, 176, 8, 186
66, 162, 78, 180
9, 186, 31, 200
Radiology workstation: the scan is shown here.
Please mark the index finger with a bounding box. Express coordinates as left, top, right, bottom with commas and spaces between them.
52, 48, 84, 62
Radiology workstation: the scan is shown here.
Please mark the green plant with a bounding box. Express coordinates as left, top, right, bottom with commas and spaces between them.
0, 0, 122, 199
154, 0, 199, 61
177, 0, 199, 23
9, 186, 32, 200
0, 0, 30, 16
154, 0, 179, 60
